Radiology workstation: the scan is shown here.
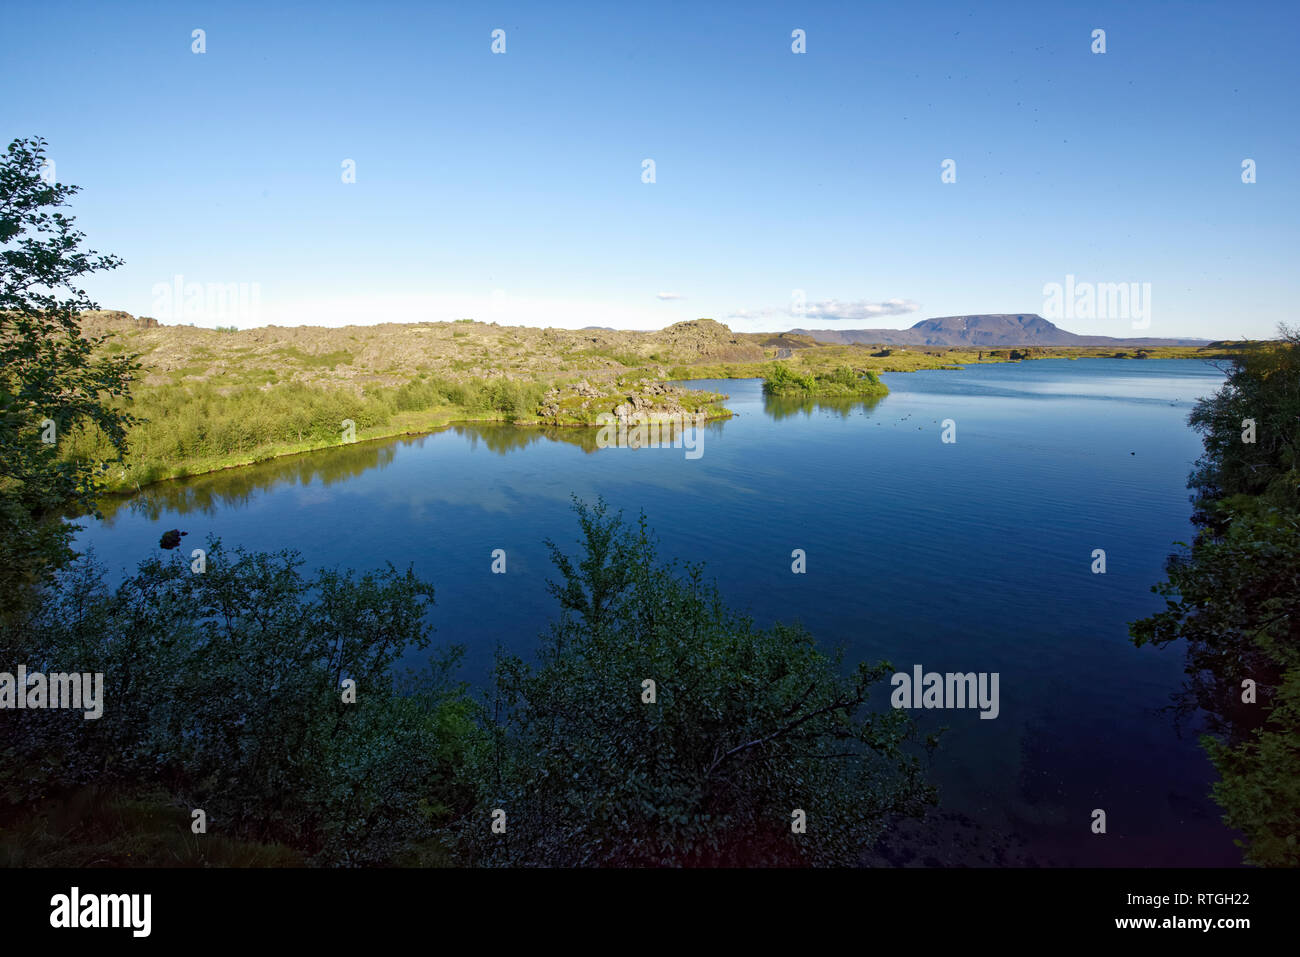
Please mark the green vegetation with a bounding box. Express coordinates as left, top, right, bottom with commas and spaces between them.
57, 368, 731, 491
449, 500, 937, 866
1131, 328, 1300, 866
1, 540, 476, 866
762, 363, 889, 397
2, 505, 936, 867
54, 305, 1246, 495
274, 345, 354, 368
62, 374, 552, 490
0, 136, 136, 620
574, 346, 646, 368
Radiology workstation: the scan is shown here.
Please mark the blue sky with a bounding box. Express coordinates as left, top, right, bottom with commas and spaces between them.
3, 0, 1296, 337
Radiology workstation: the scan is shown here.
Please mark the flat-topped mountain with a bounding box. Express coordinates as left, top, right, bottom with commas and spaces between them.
790, 314, 1209, 347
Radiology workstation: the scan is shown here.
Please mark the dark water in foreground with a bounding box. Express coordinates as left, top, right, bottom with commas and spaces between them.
77, 358, 1239, 865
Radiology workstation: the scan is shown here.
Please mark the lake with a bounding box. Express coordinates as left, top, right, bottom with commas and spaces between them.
76, 357, 1239, 866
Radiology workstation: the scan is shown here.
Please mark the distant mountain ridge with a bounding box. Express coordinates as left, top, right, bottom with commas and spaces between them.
789, 314, 1209, 347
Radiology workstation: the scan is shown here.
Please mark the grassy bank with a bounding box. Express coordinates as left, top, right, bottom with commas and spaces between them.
65, 312, 1245, 494
66, 373, 732, 492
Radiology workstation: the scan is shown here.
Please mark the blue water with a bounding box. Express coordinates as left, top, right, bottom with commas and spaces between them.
77, 358, 1238, 865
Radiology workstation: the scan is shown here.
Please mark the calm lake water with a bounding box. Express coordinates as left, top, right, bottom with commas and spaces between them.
77, 358, 1239, 866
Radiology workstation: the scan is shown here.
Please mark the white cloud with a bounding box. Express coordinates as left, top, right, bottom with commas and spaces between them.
726, 297, 919, 324
656, 291, 685, 300
805, 298, 919, 321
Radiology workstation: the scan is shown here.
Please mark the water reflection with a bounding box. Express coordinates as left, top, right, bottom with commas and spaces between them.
451, 423, 602, 455
91, 414, 735, 522
93, 438, 403, 524
90, 386, 891, 525
761, 392, 886, 421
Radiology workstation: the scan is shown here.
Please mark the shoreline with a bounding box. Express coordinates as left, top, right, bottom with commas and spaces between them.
93, 404, 738, 499
90, 354, 1215, 498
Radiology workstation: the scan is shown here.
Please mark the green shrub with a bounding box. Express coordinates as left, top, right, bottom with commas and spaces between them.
0, 541, 478, 866
762, 363, 887, 397
450, 499, 936, 866
1131, 328, 1300, 866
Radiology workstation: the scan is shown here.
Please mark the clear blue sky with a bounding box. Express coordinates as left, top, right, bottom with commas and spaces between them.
3, 0, 1296, 338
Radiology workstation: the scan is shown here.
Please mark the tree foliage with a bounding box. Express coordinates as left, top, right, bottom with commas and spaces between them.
0, 540, 476, 866
451, 498, 936, 866
0, 136, 138, 615
1132, 328, 1300, 866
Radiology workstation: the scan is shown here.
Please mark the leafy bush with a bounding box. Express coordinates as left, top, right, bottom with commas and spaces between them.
762, 363, 887, 397
1132, 327, 1300, 866
450, 499, 936, 866
0, 541, 478, 866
